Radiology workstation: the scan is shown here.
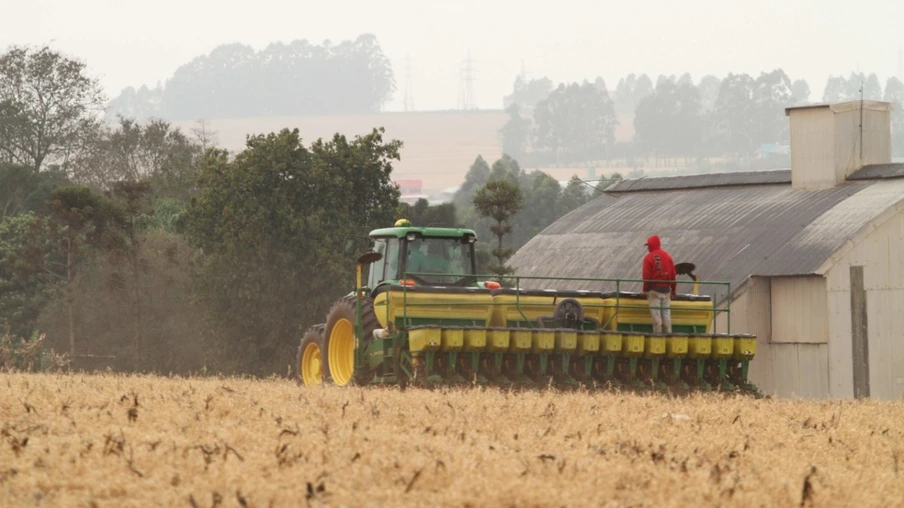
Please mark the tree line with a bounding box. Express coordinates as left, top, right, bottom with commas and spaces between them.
401, 155, 620, 276
106, 34, 396, 122
501, 70, 904, 166
1, 129, 401, 376
1, 45, 403, 376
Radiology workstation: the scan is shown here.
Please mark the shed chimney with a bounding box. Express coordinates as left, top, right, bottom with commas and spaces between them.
785, 100, 893, 189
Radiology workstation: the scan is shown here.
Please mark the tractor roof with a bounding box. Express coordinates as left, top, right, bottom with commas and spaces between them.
369, 226, 477, 239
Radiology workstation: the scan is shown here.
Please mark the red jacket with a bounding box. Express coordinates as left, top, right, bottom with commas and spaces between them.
642, 235, 676, 295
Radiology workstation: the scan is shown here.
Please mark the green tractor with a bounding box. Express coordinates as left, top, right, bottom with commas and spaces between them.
297, 220, 759, 392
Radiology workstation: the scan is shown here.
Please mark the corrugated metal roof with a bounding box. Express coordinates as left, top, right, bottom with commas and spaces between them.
607, 170, 790, 193
508, 174, 904, 303
846, 163, 904, 180
784, 100, 893, 116
784, 102, 832, 114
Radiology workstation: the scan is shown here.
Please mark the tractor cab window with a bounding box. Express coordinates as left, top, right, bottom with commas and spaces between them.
367, 238, 401, 288
384, 238, 400, 281
405, 237, 475, 285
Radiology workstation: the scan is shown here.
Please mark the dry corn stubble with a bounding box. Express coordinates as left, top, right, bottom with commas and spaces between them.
1, 373, 902, 507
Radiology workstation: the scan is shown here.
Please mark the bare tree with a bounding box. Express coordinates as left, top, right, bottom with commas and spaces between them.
0, 46, 105, 172
191, 119, 218, 150
70, 118, 201, 201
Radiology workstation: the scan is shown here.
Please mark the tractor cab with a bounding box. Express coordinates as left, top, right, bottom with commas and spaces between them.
365, 219, 480, 290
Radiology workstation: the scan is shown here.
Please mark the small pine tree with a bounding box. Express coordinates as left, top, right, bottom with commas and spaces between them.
472, 179, 523, 277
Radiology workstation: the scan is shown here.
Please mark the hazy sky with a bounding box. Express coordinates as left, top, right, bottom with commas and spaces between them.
2, 0, 902, 112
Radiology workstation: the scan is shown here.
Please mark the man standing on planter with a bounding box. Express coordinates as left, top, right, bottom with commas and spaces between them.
641, 235, 677, 334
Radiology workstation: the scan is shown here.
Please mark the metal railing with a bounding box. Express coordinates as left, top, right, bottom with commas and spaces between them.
394, 272, 732, 334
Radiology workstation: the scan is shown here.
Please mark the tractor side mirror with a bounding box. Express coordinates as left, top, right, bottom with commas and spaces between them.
344, 238, 356, 255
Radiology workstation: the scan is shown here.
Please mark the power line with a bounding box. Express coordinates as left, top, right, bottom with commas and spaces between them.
458, 49, 478, 111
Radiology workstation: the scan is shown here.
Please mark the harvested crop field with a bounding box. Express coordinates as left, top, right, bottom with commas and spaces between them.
1, 373, 902, 507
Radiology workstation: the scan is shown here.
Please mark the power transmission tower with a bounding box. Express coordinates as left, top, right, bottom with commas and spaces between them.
458, 49, 478, 111
404, 55, 415, 112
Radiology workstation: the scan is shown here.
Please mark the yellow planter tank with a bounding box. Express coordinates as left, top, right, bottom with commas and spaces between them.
486, 328, 511, 352
603, 293, 714, 333
622, 332, 645, 356
440, 328, 464, 352
489, 290, 556, 327
687, 334, 712, 358
572, 296, 616, 329
643, 334, 667, 358
462, 327, 487, 351
531, 329, 556, 353
408, 326, 442, 352
373, 287, 494, 328
600, 331, 624, 354
510, 329, 532, 352
574, 331, 599, 355
711, 334, 734, 359
489, 289, 615, 328
666, 333, 689, 357
555, 330, 578, 352
733, 333, 757, 360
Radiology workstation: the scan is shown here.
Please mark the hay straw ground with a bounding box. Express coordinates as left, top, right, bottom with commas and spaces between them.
1, 373, 902, 507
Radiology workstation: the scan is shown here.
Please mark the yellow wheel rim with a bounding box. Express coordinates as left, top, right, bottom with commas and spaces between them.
328, 318, 355, 386
301, 340, 322, 385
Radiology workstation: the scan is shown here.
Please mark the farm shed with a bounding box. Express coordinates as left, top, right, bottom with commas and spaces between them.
509, 100, 904, 399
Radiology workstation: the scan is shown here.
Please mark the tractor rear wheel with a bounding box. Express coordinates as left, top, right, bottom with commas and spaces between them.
297, 324, 325, 386
322, 295, 378, 386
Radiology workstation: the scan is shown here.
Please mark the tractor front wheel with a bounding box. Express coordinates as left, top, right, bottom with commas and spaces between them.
322, 295, 378, 386
297, 325, 325, 386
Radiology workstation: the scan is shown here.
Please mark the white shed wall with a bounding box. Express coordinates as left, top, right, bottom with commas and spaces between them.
824, 204, 904, 400
772, 343, 830, 398
862, 108, 892, 169
770, 277, 829, 343
716, 276, 830, 398
714, 200, 904, 400
834, 107, 892, 178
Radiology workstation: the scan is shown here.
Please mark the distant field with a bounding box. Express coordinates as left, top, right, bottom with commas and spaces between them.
174, 112, 640, 194
175, 111, 508, 192
2, 373, 902, 506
